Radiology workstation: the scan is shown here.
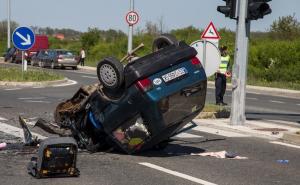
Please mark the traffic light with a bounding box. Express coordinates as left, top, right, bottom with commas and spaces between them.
247, 0, 272, 20
217, 0, 237, 19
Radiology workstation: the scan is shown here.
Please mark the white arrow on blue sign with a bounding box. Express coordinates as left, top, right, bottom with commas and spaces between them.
12, 26, 35, 51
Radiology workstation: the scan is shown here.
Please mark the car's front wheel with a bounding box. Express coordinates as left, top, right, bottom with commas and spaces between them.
97, 57, 124, 91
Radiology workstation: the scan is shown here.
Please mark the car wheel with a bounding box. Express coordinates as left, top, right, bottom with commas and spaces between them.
97, 57, 124, 91
152, 34, 179, 52
72, 66, 78, 70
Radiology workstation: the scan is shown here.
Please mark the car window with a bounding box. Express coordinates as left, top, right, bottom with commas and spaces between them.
58, 50, 73, 56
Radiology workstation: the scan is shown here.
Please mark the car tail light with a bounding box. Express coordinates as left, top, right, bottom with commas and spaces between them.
191, 57, 201, 65
136, 78, 153, 92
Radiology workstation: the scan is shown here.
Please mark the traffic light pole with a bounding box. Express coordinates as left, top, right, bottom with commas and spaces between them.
230, 0, 251, 125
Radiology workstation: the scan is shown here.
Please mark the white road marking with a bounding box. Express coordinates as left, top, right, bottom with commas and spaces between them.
139, 162, 217, 185
52, 79, 77, 87
246, 97, 258, 100
174, 132, 203, 138
0, 116, 8, 121
192, 126, 249, 137
0, 122, 46, 140
70, 71, 96, 75
4, 88, 22, 91
18, 97, 46, 100
81, 75, 98, 79
24, 100, 50, 103
249, 92, 261, 95
270, 100, 284, 104
32, 86, 45, 89
270, 141, 300, 149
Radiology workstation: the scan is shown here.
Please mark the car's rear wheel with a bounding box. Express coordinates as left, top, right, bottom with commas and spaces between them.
72, 66, 78, 70
97, 57, 124, 91
152, 34, 179, 52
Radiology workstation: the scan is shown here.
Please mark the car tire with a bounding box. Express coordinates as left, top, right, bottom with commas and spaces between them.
152, 34, 179, 52
72, 66, 78, 70
97, 57, 124, 91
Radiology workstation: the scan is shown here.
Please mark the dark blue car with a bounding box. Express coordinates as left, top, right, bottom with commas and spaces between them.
55, 35, 207, 154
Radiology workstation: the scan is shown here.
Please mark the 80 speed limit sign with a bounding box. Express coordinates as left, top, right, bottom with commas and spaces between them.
126, 11, 139, 26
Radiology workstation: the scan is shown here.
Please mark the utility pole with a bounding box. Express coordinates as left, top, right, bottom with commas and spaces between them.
217, 0, 272, 125
7, 0, 11, 49
230, 0, 250, 125
127, 0, 134, 53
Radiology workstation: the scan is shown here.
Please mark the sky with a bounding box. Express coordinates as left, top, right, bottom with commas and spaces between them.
0, 0, 299, 33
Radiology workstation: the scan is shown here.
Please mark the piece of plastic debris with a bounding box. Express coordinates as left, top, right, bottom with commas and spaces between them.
277, 160, 289, 164
0, 142, 7, 150
191, 150, 248, 159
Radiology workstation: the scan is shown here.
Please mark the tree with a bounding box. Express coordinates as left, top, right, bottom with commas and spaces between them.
0, 20, 19, 40
80, 27, 101, 51
269, 14, 300, 40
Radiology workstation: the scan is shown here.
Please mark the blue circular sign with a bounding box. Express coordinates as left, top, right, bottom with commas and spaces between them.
12, 26, 35, 51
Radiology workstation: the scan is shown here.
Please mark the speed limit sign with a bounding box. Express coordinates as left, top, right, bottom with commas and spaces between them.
126, 11, 139, 26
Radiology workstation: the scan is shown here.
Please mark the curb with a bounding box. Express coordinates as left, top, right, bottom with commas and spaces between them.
196, 111, 230, 119
78, 65, 96, 71
282, 132, 300, 145
207, 81, 300, 99
0, 78, 69, 87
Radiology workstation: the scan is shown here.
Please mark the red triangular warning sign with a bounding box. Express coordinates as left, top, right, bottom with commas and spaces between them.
201, 22, 221, 40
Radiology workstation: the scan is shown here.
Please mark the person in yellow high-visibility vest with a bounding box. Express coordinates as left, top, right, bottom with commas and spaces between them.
215, 46, 231, 106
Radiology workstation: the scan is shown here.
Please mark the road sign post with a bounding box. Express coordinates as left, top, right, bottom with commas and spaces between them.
126, 0, 139, 54
200, 22, 221, 76
190, 40, 221, 77
12, 26, 35, 76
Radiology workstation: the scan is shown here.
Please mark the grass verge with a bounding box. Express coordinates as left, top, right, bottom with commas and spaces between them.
197, 103, 230, 119
0, 66, 64, 82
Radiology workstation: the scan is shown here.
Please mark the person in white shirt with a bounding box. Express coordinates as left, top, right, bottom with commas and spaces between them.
80, 48, 86, 66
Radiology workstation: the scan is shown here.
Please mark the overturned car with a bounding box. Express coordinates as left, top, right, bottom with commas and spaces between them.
54, 35, 207, 154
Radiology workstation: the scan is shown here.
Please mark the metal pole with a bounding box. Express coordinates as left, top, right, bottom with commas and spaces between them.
22, 51, 24, 79
202, 40, 207, 71
127, 0, 134, 53
7, 0, 11, 49
230, 0, 250, 125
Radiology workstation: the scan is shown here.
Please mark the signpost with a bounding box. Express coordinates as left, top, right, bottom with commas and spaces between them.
190, 40, 221, 77
12, 26, 35, 75
126, 0, 139, 53
200, 22, 221, 74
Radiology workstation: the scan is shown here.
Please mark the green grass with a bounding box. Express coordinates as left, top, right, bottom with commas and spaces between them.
0, 66, 64, 82
202, 103, 229, 112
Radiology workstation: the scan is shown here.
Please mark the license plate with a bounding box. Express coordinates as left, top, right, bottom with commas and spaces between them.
162, 67, 188, 83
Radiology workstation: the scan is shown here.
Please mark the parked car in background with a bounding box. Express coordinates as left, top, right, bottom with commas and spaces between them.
4, 47, 17, 62
13, 35, 49, 64
31, 49, 48, 66
39, 49, 78, 70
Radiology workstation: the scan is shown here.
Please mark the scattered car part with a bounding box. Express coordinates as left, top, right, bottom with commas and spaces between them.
27, 137, 79, 178
19, 116, 39, 146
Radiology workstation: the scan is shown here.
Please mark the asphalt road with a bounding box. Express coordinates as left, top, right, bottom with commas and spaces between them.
0, 63, 300, 185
